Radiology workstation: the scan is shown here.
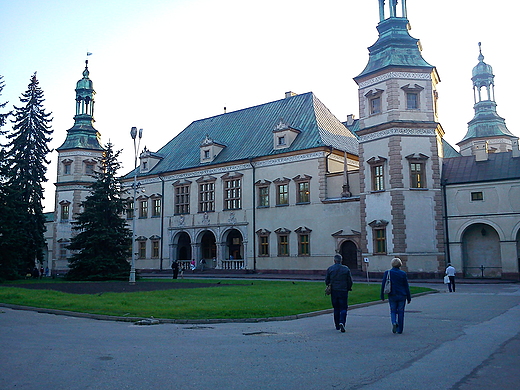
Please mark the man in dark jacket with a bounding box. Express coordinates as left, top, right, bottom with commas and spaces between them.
325, 254, 353, 332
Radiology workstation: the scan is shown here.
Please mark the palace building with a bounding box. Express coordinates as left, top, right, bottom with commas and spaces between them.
45, 1, 520, 279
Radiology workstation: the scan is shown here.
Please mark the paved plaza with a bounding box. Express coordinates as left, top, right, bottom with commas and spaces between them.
1, 282, 519, 389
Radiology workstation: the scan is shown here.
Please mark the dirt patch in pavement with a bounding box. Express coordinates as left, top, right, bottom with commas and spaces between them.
6, 281, 231, 295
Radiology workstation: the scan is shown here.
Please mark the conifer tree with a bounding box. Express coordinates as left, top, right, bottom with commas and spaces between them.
0, 75, 18, 280
66, 142, 132, 280
2, 73, 52, 279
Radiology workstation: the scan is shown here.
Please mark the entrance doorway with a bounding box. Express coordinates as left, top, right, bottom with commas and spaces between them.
340, 240, 359, 270
226, 229, 243, 259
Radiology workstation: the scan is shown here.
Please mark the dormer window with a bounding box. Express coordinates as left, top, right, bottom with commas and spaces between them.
273, 119, 300, 150
139, 147, 163, 173
200, 135, 225, 163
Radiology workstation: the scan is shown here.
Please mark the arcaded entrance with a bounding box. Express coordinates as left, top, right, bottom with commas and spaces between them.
462, 223, 501, 278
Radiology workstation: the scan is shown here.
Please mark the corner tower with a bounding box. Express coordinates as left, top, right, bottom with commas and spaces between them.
457, 43, 517, 156
354, 0, 445, 274
51, 61, 103, 273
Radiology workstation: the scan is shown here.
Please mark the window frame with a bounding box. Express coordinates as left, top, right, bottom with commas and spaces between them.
471, 191, 484, 201
151, 240, 160, 259
198, 179, 216, 213
174, 182, 191, 215
224, 178, 241, 210
406, 153, 429, 189
275, 228, 291, 257
139, 198, 148, 218
138, 241, 147, 259
151, 197, 161, 218
256, 229, 271, 257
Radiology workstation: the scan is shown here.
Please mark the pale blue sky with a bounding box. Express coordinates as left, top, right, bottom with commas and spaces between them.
0, 0, 516, 211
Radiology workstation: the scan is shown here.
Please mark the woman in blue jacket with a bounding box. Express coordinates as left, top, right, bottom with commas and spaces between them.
381, 257, 411, 334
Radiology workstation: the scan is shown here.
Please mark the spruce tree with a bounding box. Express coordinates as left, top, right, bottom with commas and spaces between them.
0, 75, 18, 280
66, 142, 132, 280
2, 73, 52, 279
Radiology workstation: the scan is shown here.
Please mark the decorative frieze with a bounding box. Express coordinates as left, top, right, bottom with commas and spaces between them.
359, 128, 435, 143
358, 72, 431, 89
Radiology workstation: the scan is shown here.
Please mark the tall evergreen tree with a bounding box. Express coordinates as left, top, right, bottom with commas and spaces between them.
0, 75, 18, 280
67, 142, 132, 280
2, 73, 52, 279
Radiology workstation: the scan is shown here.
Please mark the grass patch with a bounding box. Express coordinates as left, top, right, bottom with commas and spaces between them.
0, 279, 431, 320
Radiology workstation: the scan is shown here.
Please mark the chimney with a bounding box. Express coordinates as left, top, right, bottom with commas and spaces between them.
285, 91, 297, 99
473, 140, 489, 162
512, 138, 520, 158
346, 114, 355, 126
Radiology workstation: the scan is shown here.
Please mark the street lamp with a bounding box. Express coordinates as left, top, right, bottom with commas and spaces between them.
129, 126, 143, 284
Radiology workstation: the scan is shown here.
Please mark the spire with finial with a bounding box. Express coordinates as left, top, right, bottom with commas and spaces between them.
57, 61, 102, 151
457, 43, 514, 150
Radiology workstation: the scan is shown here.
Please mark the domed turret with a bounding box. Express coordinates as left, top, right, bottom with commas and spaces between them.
457, 43, 515, 155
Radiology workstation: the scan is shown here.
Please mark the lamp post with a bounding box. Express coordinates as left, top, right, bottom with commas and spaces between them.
129, 126, 143, 284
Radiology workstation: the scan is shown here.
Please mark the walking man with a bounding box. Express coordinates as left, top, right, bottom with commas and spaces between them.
446, 263, 456, 292
325, 254, 353, 333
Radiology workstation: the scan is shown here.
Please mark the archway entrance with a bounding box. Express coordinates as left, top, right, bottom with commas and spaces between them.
200, 231, 217, 266
340, 240, 359, 270
462, 223, 501, 278
226, 229, 243, 260
176, 232, 191, 261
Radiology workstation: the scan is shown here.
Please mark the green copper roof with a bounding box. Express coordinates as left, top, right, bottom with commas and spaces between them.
459, 46, 514, 144
442, 139, 461, 159
126, 92, 358, 178
355, 17, 433, 80
57, 61, 102, 151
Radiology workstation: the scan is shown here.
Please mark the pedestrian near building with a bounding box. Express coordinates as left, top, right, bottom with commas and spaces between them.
325, 254, 353, 333
381, 257, 411, 334
171, 261, 179, 279
446, 263, 456, 292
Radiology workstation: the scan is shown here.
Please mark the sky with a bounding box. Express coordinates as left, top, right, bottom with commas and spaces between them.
0, 0, 517, 212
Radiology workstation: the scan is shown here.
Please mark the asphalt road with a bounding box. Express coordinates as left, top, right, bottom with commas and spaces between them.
1, 283, 519, 390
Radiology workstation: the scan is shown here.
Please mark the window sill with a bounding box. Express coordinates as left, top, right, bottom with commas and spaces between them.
275, 204, 289, 207
370, 190, 385, 194
296, 202, 310, 205
409, 187, 429, 191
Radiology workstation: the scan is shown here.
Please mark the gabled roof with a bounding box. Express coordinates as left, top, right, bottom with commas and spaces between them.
442, 152, 520, 185
442, 139, 461, 159
127, 92, 358, 177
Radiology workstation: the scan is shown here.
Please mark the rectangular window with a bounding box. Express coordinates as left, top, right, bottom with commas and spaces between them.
151, 240, 160, 259
138, 241, 146, 259
259, 235, 269, 257
63, 163, 71, 175
85, 164, 94, 175
59, 243, 68, 259
276, 184, 288, 206
175, 185, 190, 215
410, 162, 425, 188
199, 182, 215, 212
297, 182, 310, 204
61, 204, 70, 221
258, 186, 269, 207
370, 97, 381, 114
406, 93, 418, 109
471, 191, 484, 201
152, 198, 161, 217
139, 200, 148, 218
372, 165, 384, 191
298, 234, 310, 256
278, 136, 286, 146
126, 200, 134, 219
224, 179, 241, 210
278, 234, 289, 256
374, 228, 386, 254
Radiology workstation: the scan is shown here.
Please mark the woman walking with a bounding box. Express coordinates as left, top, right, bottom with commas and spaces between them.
381, 258, 411, 334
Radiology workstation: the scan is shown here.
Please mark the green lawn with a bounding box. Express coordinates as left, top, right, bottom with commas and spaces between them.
0, 279, 432, 320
